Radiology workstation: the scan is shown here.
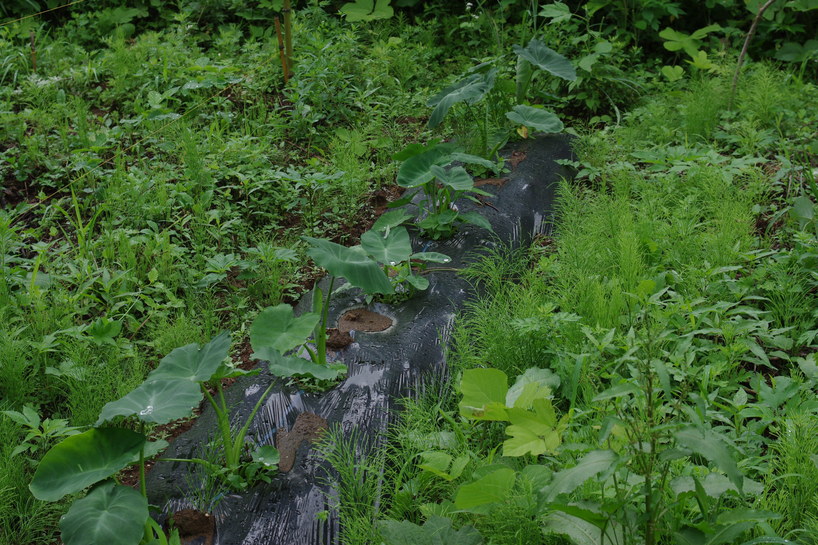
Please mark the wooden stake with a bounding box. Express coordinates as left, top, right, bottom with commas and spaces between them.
283, 0, 293, 78
274, 16, 289, 85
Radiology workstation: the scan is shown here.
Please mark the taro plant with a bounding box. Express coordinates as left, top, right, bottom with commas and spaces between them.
392, 141, 496, 240
249, 235, 395, 383
250, 229, 449, 381
427, 38, 576, 156
29, 333, 280, 545
362, 210, 451, 296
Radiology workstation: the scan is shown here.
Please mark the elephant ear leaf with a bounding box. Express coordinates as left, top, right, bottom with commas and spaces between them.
303, 237, 393, 295
147, 331, 231, 383
59, 481, 148, 545
505, 105, 564, 134
30, 428, 145, 502
249, 304, 319, 354
427, 70, 496, 128
96, 379, 202, 426
513, 39, 576, 81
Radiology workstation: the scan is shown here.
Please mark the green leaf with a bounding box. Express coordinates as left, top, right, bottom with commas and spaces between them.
543, 511, 623, 545
540, 450, 618, 503
503, 400, 562, 456
459, 211, 494, 233
411, 252, 451, 264
397, 144, 454, 187
371, 210, 413, 232
791, 195, 815, 229
30, 428, 146, 502
539, 2, 572, 23
404, 274, 429, 291
454, 467, 516, 512
427, 71, 496, 128
304, 237, 393, 295
378, 516, 483, 545
86, 318, 122, 347
775, 39, 818, 62
340, 0, 394, 22
253, 445, 280, 468
431, 165, 474, 191
253, 346, 345, 381
96, 379, 201, 425
506, 367, 560, 408
513, 39, 576, 81
675, 427, 743, 492
250, 305, 319, 354
361, 226, 412, 265
661, 65, 685, 82
59, 482, 148, 545
458, 368, 509, 420
505, 105, 564, 133
147, 331, 231, 383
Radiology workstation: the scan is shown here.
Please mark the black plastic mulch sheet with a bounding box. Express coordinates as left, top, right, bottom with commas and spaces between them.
146, 134, 573, 544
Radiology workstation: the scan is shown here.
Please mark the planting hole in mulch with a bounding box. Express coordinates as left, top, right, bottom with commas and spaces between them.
171, 509, 215, 545
337, 307, 394, 334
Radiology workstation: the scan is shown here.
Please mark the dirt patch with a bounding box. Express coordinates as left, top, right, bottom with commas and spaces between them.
276, 412, 328, 473
172, 509, 216, 545
474, 177, 509, 188
509, 150, 527, 170
325, 327, 353, 349
338, 308, 393, 333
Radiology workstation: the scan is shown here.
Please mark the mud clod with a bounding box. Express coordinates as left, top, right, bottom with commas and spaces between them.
276, 412, 328, 473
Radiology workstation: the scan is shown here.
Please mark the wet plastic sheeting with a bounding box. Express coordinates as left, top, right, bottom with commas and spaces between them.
146, 134, 574, 544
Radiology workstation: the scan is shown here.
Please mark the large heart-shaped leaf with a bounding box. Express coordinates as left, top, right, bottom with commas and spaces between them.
60, 482, 148, 545
340, 0, 393, 22
397, 144, 454, 188
361, 226, 412, 265
250, 304, 319, 354
505, 105, 564, 134
427, 70, 496, 128
513, 39, 576, 81
147, 331, 231, 383
30, 428, 145, 502
371, 210, 413, 233
304, 237, 393, 295
430, 165, 474, 191
253, 346, 345, 381
96, 379, 202, 425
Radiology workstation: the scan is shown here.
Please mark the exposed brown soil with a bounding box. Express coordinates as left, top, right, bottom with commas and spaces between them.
474, 177, 509, 187
325, 327, 353, 349
276, 412, 328, 472
338, 308, 393, 333
172, 509, 216, 545
508, 150, 527, 170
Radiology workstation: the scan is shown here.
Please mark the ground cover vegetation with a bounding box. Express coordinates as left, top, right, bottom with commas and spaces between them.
1, 0, 817, 543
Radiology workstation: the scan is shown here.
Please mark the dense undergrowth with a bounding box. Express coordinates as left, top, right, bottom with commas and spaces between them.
322, 66, 818, 544
1, 1, 818, 544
